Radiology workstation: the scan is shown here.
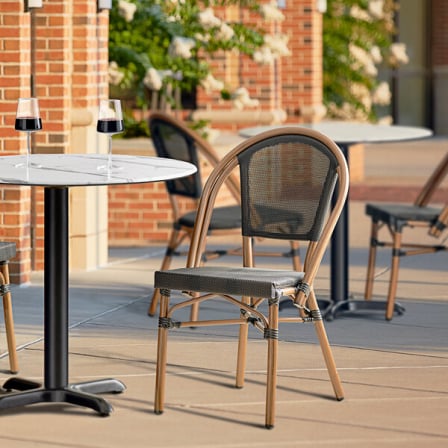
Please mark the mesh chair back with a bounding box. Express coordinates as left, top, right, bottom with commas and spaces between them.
238, 134, 339, 241
150, 116, 202, 199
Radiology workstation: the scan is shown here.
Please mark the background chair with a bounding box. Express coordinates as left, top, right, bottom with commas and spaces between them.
364, 151, 448, 320
147, 112, 301, 317
153, 127, 349, 429
0, 241, 18, 373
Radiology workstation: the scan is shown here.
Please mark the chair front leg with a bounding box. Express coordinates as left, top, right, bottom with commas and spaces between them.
236, 297, 250, 388
265, 298, 279, 429
1, 265, 18, 374
386, 231, 402, 321
364, 219, 379, 300
154, 289, 171, 415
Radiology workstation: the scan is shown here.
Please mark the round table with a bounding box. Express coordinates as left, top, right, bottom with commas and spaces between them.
240, 122, 433, 318
0, 154, 196, 415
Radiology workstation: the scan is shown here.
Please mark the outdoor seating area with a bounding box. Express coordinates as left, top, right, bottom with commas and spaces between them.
0, 136, 447, 446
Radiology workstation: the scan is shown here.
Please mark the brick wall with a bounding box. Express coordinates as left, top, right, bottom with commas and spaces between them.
195, 0, 323, 130
0, 0, 109, 281
0, 2, 32, 283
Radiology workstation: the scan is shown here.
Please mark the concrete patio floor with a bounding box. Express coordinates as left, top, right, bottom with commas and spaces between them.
0, 138, 447, 447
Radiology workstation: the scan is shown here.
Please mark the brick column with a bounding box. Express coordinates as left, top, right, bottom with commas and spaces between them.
281, 0, 324, 122
0, 0, 110, 281
0, 1, 33, 283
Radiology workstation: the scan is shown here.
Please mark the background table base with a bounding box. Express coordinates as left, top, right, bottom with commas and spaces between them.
326, 299, 406, 321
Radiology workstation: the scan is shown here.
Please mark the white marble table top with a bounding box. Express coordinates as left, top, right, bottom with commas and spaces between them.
0, 154, 196, 187
239, 122, 433, 145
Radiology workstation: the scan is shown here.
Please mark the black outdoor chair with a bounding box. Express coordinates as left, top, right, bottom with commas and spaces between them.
153, 126, 349, 429
364, 151, 448, 320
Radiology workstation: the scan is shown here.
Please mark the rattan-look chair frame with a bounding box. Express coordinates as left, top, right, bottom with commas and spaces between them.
364, 151, 448, 320
147, 112, 301, 318
1, 242, 18, 373
153, 127, 349, 429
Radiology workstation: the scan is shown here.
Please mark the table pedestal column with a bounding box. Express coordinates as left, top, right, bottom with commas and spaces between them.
0, 187, 125, 415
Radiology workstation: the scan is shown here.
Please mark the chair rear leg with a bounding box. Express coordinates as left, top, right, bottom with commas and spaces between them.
148, 229, 181, 316
265, 299, 279, 429
154, 289, 171, 414
386, 231, 402, 321
1, 264, 18, 374
308, 291, 344, 400
364, 219, 379, 300
289, 240, 302, 271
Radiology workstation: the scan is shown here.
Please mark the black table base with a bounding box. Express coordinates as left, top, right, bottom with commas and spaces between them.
326, 299, 406, 321
0, 187, 125, 415
0, 377, 125, 415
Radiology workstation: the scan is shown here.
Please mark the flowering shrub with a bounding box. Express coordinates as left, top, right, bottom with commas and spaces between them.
323, 0, 408, 122
109, 0, 289, 135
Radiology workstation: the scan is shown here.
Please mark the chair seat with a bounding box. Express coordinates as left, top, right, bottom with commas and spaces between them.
0, 242, 16, 262
178, 205, 241, 229
366, 203, 440, 228
155, 266, 305, 300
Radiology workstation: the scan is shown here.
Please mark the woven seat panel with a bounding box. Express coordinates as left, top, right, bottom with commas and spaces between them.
155, 266, 305, 299
0, 242, 16, 261
366, 203, 441, 227
179, 205, 242, 230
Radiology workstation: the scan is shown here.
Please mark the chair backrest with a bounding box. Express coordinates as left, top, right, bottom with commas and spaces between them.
416, 151, 448, 237
148, 112, 240, 203
415, 151, 448, 207
187, 127, 349, 276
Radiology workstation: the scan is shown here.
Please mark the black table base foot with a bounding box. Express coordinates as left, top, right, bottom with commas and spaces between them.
2, 377, 126, 395
2, 377, 41, 392
70, 378, 126, 395
0, 387, 113, 415
326, 299, 406, 321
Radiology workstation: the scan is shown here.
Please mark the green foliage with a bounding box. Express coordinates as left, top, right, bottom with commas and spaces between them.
109, 0, 264, 106
323, 0, 399, 121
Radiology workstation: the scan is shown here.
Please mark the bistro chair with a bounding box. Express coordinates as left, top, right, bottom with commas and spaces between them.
0, 241, 18, 373
364, 151, 448, 320
153, 127, 349, 429
147, 112, 301, 318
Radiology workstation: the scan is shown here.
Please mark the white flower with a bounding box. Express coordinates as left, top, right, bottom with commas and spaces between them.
350, 6, 371, 21
194, 32, 210, 43
169, 36, 196, 59
349, 44, 378, 76
216, 23, 234, 41
372, 81, 391, 105
198, 8, 221, 29
350, 82, 372, 113
201, 74, 224, 93
231, 87, 259, 109
108, 62, 124, 86
264, 34, 290, 57
118, 0, 137, 23
389, 43, 409, 66
370, 46, 383, 64
368, 0, 385, 20
253, 47, 276, 65
260, 1, 285, 22
143, 68, 163, 91
377, 115, 393, 125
